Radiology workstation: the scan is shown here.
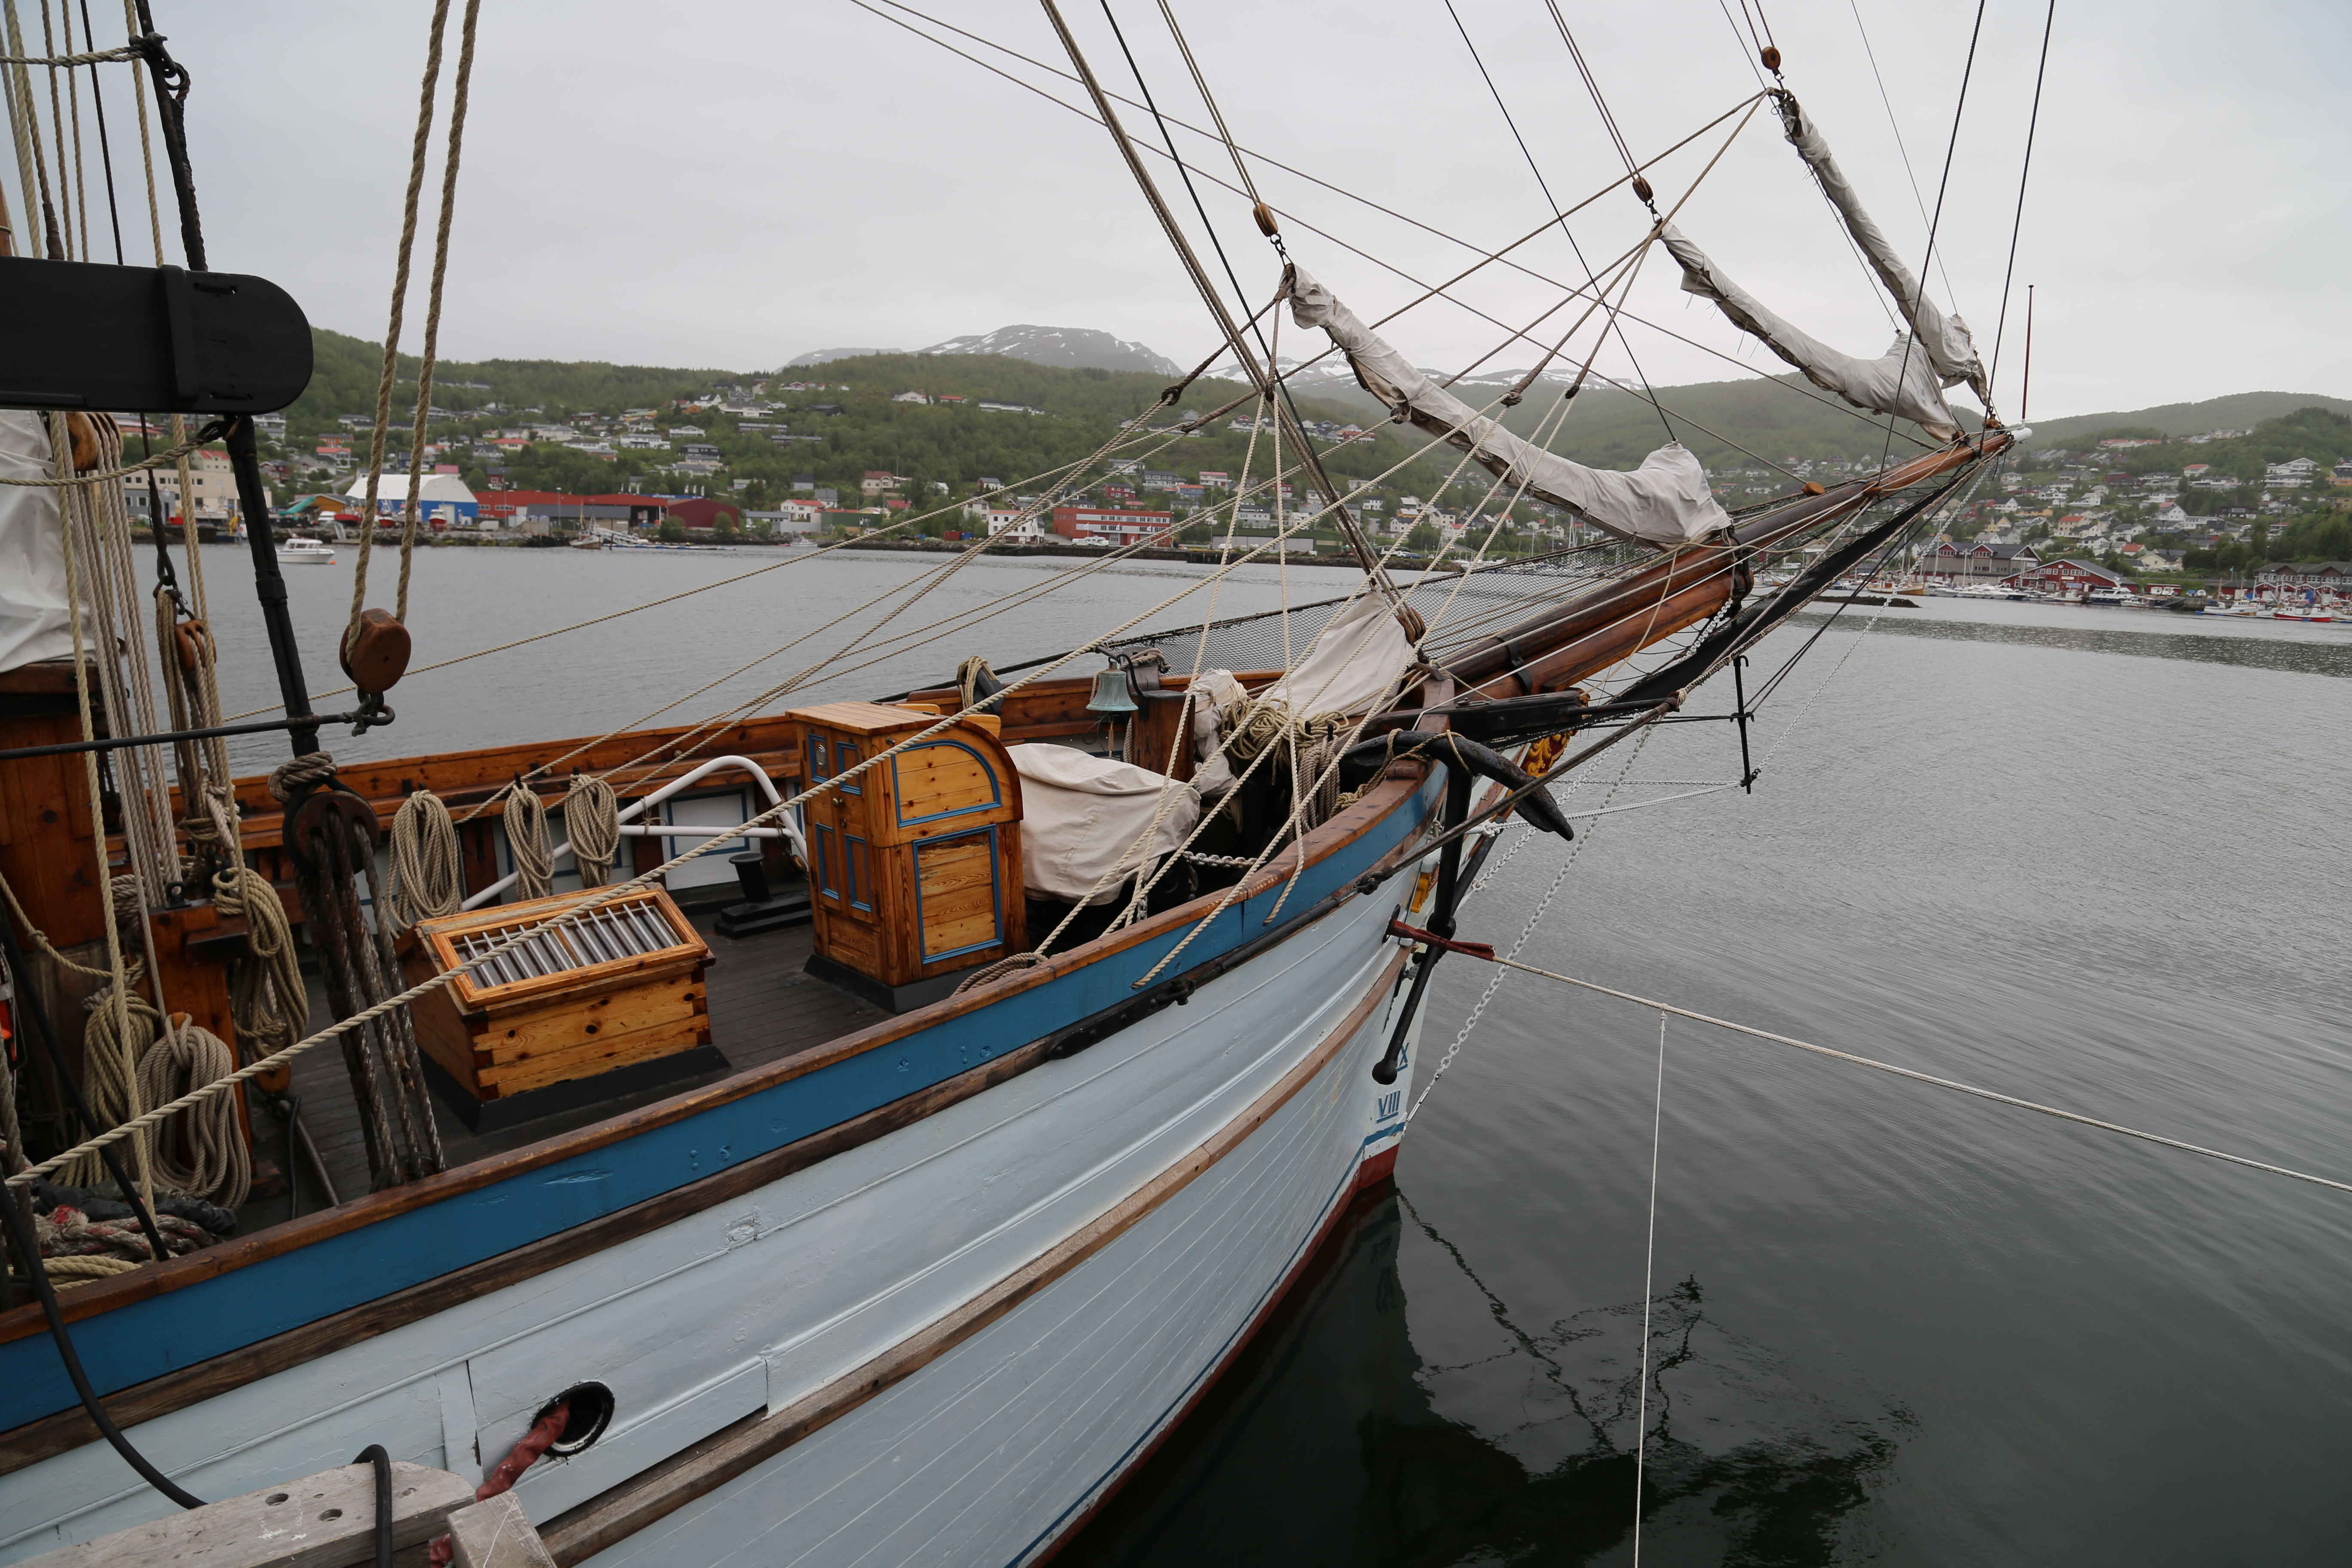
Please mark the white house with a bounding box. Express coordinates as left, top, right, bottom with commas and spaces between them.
987, 509, 1043, 541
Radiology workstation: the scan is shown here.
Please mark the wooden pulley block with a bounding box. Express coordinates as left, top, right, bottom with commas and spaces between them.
340, 607, 412, 694
1803, 481, 1826, 496
1252, 201, 1280, 238
64, 410, 103, 472
1630, 174, 1655, 206
173, 616, 212, 672
1392, 603, 1428, 644
1760, 44, 1782, 72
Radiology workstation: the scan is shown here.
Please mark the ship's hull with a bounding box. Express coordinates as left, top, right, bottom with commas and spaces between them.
0, 784, 1436, 1564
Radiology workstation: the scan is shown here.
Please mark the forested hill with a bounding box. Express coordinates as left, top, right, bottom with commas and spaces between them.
285, 325, 2352, 504
2030, 405, 2352, 485
291, 328, 732, 428
2015, 391, 2352, 450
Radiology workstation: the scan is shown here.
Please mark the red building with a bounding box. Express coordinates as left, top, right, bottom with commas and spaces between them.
665, 496, 745, 532
2001, 557, 2137, 595
1051, 505, 1175, 546
476, 490, 669, 528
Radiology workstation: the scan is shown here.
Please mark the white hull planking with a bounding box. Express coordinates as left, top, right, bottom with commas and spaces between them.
0, 876, 1424, 1564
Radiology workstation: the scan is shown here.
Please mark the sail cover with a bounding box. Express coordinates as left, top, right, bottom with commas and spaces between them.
0, 413, 73, 675
1286, 269, 1728, 547
1005, 744, 1201, 904
1661, 225, 1964, 441
1777, 95, 1991, 412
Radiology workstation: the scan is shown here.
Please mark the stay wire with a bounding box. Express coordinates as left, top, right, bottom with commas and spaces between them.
1872, 0, 1984, 476
1444, 0, 1671, 441
71, 0, 116, 261
1096, 0, 1367, 572
1541, 0, 1636, 179
1845, 0, 1957, 309
859, 2, 1931, 451
1987, 0, 2055, 415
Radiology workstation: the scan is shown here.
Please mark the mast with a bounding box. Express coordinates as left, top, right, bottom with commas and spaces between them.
1035, 0, 1409, 625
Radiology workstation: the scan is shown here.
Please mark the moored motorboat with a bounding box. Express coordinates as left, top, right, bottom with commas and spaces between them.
273, 535, 336, 565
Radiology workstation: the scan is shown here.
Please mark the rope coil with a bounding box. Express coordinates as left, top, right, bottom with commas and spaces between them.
504, 787, 555, 900
563, 775, 621, 888
389, 790, 465, 927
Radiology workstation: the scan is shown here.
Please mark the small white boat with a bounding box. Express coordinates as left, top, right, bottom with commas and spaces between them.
275, 536, 337, 565
2082, 587, 2133, 606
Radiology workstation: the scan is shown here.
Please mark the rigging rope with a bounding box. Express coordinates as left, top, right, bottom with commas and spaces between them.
1871, 0, 1987, 469
1986, 0, 2057, 416
1482, 957, 2352, 1198
395, 0, 481, 627
0, 415, 227, 485
345, 0, 453, 651
863, 3, 1928, 448
1084, 0, 1399, 608
9, 490, 1452, 1192
1631, 1008, 1666, 1567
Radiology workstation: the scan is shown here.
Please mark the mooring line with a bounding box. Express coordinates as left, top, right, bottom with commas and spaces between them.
1471, 957, 2352, 1197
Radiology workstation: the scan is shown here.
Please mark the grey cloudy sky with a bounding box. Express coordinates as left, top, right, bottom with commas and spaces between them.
61, 0, 2348, 420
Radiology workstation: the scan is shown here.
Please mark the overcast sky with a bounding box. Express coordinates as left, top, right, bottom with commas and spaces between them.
25, 0, 2343, 421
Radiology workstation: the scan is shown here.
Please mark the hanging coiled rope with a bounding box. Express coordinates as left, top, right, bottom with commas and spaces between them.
563, 775, 621, 888
61, 969, 157, 1190
207, 797, 305, 1061
388, 790, 464, 928
504, 786, 554, 901
133, 1014, 249, 1210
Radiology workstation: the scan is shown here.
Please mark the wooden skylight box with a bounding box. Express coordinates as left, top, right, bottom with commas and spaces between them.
400, 887, 719, 1130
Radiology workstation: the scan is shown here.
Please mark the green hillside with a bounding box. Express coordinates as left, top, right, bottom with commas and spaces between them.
2037, 405, 2351, 493
284, 325, 2352, 516
2015, 391, 2352, 450
285, 333, 1456, 510
291, 328, 732, 433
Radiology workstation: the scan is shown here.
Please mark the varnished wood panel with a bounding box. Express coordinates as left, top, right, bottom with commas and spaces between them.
915, 835, 997, 960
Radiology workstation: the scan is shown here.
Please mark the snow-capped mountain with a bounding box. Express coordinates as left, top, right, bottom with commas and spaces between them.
917, 325, 1179, 378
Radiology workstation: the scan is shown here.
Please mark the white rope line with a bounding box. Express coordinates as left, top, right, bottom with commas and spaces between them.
0, 418, 225, 486
1491, 959, 2352, 1197
0, 41, 134, 66
1631, 1008, 1666, 1565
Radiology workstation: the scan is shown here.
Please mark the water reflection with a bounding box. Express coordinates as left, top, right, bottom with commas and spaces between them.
1060, 1188, 1910, 1567
1787, 609, 2352, 678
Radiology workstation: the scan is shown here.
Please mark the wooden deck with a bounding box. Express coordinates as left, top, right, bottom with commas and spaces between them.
241, 900, 884, 1229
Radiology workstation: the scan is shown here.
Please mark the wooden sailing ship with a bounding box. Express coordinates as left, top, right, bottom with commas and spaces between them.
0, 5, 2032, 1564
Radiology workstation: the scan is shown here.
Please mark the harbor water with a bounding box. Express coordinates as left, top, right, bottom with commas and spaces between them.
182, 545, 2352, 1564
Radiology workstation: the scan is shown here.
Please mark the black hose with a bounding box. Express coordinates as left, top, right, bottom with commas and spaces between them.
352, 1443, 393, 1568
0, 1184, 204, 1508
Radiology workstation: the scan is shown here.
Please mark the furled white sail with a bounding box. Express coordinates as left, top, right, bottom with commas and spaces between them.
0, 413, 74, 675
1256, 593, 1416, 720
1286, 268, 1728, 547
1661, 225, 1963, 441
1777, 94, 1991, 413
